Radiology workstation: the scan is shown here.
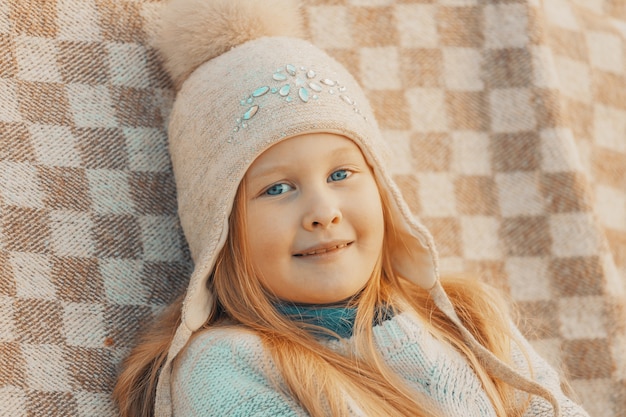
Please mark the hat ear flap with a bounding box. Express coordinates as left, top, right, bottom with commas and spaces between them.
380, 183, 438, 289
388, 226, 438, 289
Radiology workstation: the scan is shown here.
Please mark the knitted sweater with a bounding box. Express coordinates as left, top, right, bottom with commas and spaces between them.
171, 312, 589, 416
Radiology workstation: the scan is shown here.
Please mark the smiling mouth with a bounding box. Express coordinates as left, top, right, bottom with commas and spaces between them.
294, 242, 353, 257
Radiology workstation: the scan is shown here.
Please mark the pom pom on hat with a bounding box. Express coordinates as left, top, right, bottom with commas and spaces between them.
155, 0, 305, 87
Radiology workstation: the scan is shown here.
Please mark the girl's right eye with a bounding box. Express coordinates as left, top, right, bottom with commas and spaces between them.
265, 183, 293, 196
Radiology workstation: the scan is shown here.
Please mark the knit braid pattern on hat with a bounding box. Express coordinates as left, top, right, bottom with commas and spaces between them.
155, 0, 304, 87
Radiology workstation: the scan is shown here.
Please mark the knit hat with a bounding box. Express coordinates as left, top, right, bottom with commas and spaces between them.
152, 1, 561, 416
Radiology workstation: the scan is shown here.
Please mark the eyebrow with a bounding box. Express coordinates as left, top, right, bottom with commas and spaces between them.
332, 146, 365, 160
248, 146, 364, 179
247, 164, 290, 183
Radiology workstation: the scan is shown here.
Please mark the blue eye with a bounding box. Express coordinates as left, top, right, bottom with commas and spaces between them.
329, 169, 349, 182
265, 183, 292, 196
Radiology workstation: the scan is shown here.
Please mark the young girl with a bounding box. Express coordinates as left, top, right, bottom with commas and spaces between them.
114, 0, 589, 416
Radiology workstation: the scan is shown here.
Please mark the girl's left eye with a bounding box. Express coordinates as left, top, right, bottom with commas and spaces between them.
328, 169, 350, 182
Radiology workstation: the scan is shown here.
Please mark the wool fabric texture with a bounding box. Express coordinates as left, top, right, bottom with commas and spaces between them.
171, 312, 589, 416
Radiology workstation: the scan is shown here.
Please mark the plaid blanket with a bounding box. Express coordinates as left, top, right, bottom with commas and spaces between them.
1, 0, 624, 415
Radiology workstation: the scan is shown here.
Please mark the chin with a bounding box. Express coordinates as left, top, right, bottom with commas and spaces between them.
309, 289, 362, 305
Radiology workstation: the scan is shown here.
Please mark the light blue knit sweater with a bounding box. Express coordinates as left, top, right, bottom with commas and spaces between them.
171, 312, 589, 416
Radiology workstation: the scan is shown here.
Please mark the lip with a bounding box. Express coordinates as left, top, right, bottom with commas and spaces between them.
293, 241, 354, 257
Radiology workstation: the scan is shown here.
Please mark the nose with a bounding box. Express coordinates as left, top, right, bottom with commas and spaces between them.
302, 191, 342, 231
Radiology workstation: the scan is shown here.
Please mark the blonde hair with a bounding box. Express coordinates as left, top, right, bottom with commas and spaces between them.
114, 180, 528, 417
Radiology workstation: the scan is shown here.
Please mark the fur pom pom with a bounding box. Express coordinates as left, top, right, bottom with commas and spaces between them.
155, 0, 304, 87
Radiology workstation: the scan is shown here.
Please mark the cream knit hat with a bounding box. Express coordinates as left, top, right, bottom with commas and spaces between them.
153, 0, 561, 416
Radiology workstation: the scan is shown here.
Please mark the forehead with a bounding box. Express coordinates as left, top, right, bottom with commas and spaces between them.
246, 133, 366, 176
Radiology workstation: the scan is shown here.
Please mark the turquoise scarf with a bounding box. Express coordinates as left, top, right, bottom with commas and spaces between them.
275, 303, 394, 340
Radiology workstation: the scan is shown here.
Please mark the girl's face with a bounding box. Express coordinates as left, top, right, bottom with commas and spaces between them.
244, 133, 385, 304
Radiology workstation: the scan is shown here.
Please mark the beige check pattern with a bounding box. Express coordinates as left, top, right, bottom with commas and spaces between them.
0, 0, 624, 415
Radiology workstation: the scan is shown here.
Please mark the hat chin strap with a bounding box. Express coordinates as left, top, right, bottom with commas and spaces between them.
429, 282, 562, 417
155, 323, 193, 417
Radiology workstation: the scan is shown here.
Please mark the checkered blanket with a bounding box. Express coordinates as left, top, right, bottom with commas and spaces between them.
1, 0, 624, 415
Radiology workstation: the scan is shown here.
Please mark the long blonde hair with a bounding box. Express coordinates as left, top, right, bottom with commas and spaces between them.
114, 180, 528, 417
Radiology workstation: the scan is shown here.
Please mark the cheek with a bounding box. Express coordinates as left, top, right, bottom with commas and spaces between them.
246, 208, 288, 257
369, 208, 385, 250
245, 210, 268, 256
359, 185, 385, 234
